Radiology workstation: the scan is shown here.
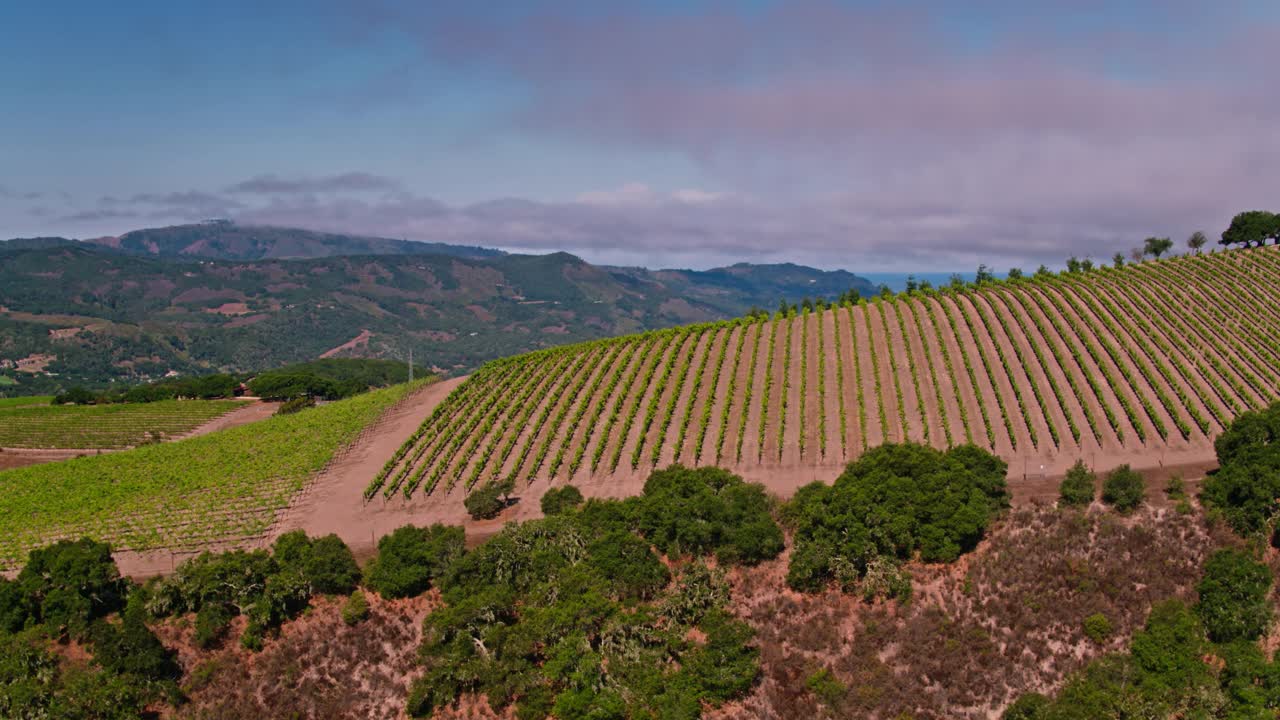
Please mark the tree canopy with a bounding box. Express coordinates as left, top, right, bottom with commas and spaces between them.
1201, 401, 1280, 538
1143, 236, 1173, 259
1220, 210, 1280, 248
784, 443, 1009, 594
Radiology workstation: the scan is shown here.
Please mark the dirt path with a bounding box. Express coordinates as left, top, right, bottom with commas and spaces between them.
268, 378, 466, 550
181, 400, 278, 439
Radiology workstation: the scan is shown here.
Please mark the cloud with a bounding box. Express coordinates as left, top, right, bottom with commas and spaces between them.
224, 172, 402, 195
331, 0, 1279, 266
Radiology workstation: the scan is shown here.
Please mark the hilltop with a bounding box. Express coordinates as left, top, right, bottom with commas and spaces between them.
370, 245, 1280, 509
0, 224, 875, 392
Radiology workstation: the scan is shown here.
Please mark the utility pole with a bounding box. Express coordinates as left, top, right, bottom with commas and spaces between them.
408, 347, 413, 383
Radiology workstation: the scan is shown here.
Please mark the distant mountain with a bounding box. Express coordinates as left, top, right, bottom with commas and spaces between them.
0, 225, 875, 393
82, 220, 503, 261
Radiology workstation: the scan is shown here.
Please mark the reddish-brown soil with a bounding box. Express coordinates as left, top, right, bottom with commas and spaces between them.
319, 329, 372, 359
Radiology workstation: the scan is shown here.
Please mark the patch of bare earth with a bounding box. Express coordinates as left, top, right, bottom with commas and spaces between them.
713, 504, 1225, 720
166, 593, 435, 719
320, 329, 373, 359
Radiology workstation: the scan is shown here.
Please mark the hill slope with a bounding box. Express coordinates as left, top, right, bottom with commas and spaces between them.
0, 237, 874, 392
372, 246, 1280, 501
84, 220, 503, 261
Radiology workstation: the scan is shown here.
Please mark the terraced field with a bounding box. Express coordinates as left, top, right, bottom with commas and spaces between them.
0, 399, 244, 448
0, 381, 427, 567
369, 246, 1280, 500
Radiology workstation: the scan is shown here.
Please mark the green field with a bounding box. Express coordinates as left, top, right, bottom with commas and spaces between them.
0, 399, 244, 448
0, 380, 426, 567
0, 395, 52, 407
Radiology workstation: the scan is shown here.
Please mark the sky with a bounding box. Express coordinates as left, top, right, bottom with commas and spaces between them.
2, 0, 1277, 272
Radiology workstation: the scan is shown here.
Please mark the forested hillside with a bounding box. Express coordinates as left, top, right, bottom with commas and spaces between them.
0, 226, 874, 393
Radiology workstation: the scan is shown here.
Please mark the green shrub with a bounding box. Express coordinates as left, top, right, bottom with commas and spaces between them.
465, 477, 514, 520
1002, 692, 1050, 720
341, 590, 370, 626
585, 530, 670, 600
193, 602, 233, 648
14, 538, 126, 638
364, 524, 465, 599
409, 473, 763, 718
540, 485, 584, 516
634, 465, 783, 565
272, 531, 361, 595
784, 443, 1009, 592
1083, 612, 1112, 643
275, 396, 315, 415
1202, 402, 1280, 537
1058, 460, 1095, 507
1101, 465, 1145, 514
1195, 549, 1272, 643
805, 667, 846, 707
89, 604, 180, 682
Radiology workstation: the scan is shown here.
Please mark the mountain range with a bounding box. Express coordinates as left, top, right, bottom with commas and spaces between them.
0, 221, 875, 393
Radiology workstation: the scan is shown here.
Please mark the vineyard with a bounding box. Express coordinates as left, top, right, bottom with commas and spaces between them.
0, 399, 244, 449
0, 382, 424, 568
369, 246, 1280, 501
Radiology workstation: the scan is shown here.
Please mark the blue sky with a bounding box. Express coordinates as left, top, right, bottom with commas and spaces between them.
2, 1, 1277, 271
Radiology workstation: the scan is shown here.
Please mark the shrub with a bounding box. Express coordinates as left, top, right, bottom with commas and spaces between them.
1102, 465, 1145, 514
634, 465, 784, 565
805, 668, 846, 707
89, 604, 180, 682
465, 477, 514, 520
1002, 692, 1050, 720
1058, 461, 1095, 507
1083, 613, 1112, 643
342, 590, 370, 626
14, 538, 126, 638
272, 531, 361, 595
364, 524, 465, 599
1202, 402, 1280, 537
585, 530, 670, 600
540, 485, 584, 516
785, 443, 1008, 592
193, 602, 233, 648
275, 396, 315, 415
1195, 549, 1272, 643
